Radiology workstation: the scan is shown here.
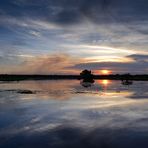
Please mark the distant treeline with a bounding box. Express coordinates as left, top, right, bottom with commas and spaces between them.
0, 75, 80, 81
94, 74, 148, 81
0, 74, 148, 81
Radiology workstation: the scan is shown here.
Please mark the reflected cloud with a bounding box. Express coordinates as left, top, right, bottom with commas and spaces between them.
0, 80, 148, 100
80, 81, 94, 88
0, 80, 148, 148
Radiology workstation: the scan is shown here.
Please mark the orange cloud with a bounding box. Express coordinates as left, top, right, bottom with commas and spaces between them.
1, 53, 83, 74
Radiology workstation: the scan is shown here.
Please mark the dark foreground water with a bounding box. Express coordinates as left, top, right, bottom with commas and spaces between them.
0, 80, 148, 148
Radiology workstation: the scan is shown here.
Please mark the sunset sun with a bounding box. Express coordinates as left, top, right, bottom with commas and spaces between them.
100, 70, 111, 75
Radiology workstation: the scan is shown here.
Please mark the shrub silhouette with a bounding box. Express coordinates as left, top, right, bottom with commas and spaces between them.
80, 69, 94, 83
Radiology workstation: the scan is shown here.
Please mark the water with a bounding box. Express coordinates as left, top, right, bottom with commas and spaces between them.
0, 80, 148, 148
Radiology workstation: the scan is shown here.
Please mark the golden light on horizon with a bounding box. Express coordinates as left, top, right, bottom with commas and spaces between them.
100, 70, 111, 75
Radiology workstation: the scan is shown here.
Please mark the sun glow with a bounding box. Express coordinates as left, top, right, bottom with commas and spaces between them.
100, 70, 111, 75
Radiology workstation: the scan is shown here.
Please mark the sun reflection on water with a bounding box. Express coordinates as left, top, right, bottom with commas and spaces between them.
97, 80, 111, 89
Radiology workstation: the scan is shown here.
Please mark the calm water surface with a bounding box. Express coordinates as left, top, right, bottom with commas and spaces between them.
0, 80, 148, 148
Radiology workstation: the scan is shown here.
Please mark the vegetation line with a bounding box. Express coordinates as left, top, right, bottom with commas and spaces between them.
0, 74, 148, 81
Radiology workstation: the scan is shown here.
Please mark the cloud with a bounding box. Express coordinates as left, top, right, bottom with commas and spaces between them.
1, 0, 148, 25
0, 0, 148, 74
0, 53, 83, 74
29, 30, 41, 37
0, 51, 148, 75
69, 54, 148, 74
0, 16, 60, 31
127, 54, 148, 62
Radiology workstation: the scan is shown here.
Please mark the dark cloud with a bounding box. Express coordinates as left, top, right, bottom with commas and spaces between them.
69, 54, 148, 74
53, 9, 82, 24
0, 0, 148, 25
127, 54, 148, 62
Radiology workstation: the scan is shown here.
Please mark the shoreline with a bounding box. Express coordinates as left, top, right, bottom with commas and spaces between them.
0, 74, 148, 81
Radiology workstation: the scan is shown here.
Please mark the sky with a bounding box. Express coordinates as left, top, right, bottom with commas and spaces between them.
0, 0, 148, 74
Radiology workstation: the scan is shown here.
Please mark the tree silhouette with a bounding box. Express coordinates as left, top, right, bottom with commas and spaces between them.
80, 69, 94, 83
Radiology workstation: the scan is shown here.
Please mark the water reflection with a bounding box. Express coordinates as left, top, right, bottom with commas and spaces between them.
121, 79, 133, 86
100, 79, 110, 86
97, 80, 111, 91
0, 80, 147, 99
80, 79, 94, 88
0, 80, 148, 148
